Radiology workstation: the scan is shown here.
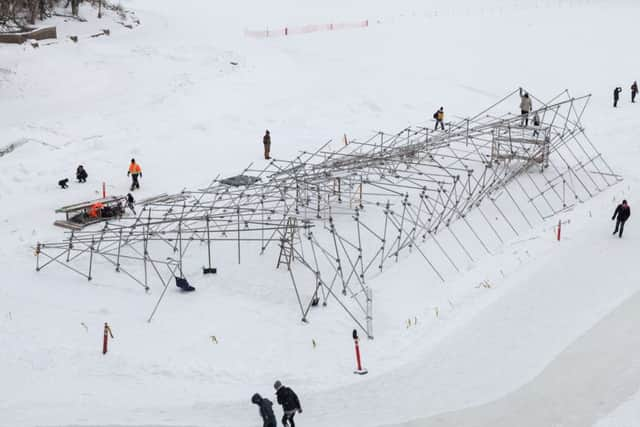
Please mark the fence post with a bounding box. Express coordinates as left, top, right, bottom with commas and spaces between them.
352, 329, 368, 375
102, 322, 114, 354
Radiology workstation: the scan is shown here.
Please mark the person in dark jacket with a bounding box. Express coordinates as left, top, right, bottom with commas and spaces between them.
126, 193, 136, 215
612, 199, 631, 238
433, 107, 444, 131
274, 380, 302, 427
263, 130, 272, 160
252, 393, 277, 427
614, 87, 623, 108
632, 81, 638, 103
76, 165, 88, 183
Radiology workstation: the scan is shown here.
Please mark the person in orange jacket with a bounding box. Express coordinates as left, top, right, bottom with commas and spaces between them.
88, 202, 104, 218
127, 158, 142, 191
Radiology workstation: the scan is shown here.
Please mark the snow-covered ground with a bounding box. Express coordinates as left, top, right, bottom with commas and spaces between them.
1, 0, 640, 426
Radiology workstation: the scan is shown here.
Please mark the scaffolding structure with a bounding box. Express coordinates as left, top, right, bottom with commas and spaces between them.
34, 89, 620, 338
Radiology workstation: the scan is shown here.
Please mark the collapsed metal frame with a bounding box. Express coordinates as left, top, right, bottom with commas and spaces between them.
35, 89, 620, 338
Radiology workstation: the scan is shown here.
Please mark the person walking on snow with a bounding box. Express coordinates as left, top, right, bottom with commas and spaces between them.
614, 87, 622, 108
631, 81, 638, 103
76, 165, 88, 183
252, 393, 277, 427
127, 158, 142, 191
263, 130, 272, 160
612, 200, 631, 238
519, 88, 532, 126
274, 380, 302, 427
433, 107, 444, 131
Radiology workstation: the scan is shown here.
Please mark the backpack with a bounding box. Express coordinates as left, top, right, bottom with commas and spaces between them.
433, 112, 438, 119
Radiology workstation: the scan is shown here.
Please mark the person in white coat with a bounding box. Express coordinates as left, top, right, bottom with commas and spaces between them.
519, 88, 532, 127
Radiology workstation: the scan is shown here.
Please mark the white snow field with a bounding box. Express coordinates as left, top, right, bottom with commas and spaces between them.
1, 0, 640, 426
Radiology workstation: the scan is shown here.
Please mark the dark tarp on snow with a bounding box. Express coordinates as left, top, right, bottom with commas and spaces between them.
219, 175, 261, 187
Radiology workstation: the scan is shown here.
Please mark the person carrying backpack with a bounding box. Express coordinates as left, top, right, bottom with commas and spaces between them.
274, 380, 302, 427
252, 393, 277, 427
433, 107, 444, 131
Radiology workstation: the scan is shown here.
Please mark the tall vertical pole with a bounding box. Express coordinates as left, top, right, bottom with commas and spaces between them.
144, 209, 150, 289
237, 205, 241, 264
206, 216, 212, 269
366, 287, 373, 339
395, 194, 408, 262
115, 228, 122, 272
379, 201, 390, 271
261, 196, 265, 253
88, 237, 94, 281
66, 231, 74, 262
355, 208, 364, 282
35, 243, 41, 271
178, 219, 183, 277
466, 118, 470, 146
329, 217, 345, 295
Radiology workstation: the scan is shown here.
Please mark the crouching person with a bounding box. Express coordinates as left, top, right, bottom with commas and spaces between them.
76, 165, 88, 183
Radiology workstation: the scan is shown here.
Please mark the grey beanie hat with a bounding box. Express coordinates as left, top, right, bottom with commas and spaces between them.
273, 380, 282, 390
